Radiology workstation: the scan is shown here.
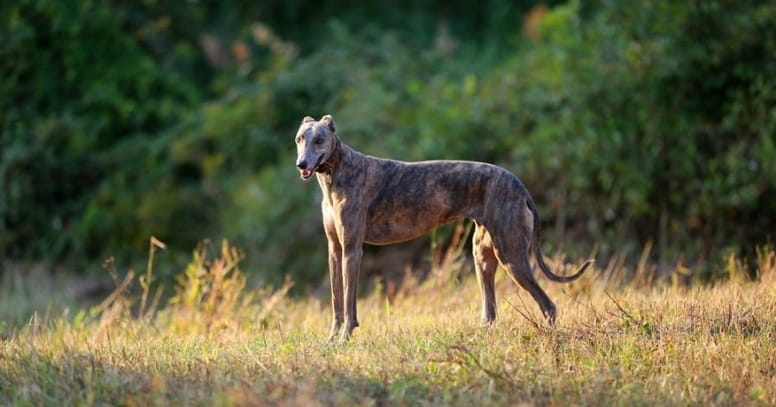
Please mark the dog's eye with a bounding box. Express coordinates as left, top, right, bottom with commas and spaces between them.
295, 136, 302, 144
314, 138, 324, 145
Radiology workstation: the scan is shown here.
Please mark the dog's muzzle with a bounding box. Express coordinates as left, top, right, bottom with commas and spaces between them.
297, 154, 324, 180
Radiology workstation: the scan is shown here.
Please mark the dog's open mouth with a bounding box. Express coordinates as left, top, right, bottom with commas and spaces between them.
299, 155, 324, 180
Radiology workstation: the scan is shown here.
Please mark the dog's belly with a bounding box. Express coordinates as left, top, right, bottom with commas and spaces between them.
364, 187, 480, 245
365, 215, 463, 245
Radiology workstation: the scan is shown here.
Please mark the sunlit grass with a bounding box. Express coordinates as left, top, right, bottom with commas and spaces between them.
1, 242, 774, 406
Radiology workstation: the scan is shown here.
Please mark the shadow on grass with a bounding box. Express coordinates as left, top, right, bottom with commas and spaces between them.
1, 351, 476, 406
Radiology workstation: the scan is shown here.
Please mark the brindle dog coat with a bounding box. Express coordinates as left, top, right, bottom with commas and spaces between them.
295, 115, 592, 342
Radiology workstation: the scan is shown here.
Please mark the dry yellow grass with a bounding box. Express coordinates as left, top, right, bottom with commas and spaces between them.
1, 242, 774, 406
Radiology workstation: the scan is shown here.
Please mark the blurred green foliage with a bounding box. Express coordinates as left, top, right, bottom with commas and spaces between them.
2, 0, 775, 285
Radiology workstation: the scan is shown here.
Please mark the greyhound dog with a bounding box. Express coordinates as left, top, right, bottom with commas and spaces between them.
295, 115, 592, 342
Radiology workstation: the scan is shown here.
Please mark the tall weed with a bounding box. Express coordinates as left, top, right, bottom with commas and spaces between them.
88, 238, 291, 338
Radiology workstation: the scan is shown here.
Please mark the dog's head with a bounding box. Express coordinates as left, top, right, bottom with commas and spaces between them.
294, 115, 338, 180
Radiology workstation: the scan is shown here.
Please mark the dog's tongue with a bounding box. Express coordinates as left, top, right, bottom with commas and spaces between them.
301, 169, 313, 179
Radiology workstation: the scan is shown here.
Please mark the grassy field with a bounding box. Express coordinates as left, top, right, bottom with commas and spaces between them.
1, 242, 775, 406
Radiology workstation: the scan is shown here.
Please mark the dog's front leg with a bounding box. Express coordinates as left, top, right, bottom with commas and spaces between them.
323, 208, 343, 342
326, 237, 344, 341
340, 241, 363, 342
337, 212, 366, 342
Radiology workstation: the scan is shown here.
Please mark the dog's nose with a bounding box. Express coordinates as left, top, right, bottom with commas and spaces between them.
296, 160, 308, 170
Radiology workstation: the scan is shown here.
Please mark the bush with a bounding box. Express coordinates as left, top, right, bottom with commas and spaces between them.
2, 0, 775, 287
1, 0, 197, 259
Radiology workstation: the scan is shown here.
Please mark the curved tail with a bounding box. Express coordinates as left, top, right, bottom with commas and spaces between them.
528, 200, 593, 283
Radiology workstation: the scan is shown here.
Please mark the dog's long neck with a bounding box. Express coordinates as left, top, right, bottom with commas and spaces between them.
317, 136, 344, 177
316, 137, 368, 190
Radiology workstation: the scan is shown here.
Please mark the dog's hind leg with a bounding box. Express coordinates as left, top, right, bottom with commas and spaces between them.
501, 256, 557, 325
472, 222, 498, 324
490, 207, 558, 325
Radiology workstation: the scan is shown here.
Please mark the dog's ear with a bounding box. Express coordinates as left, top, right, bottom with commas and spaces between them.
302, 116, 315, 124
320, 115, 336, 132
